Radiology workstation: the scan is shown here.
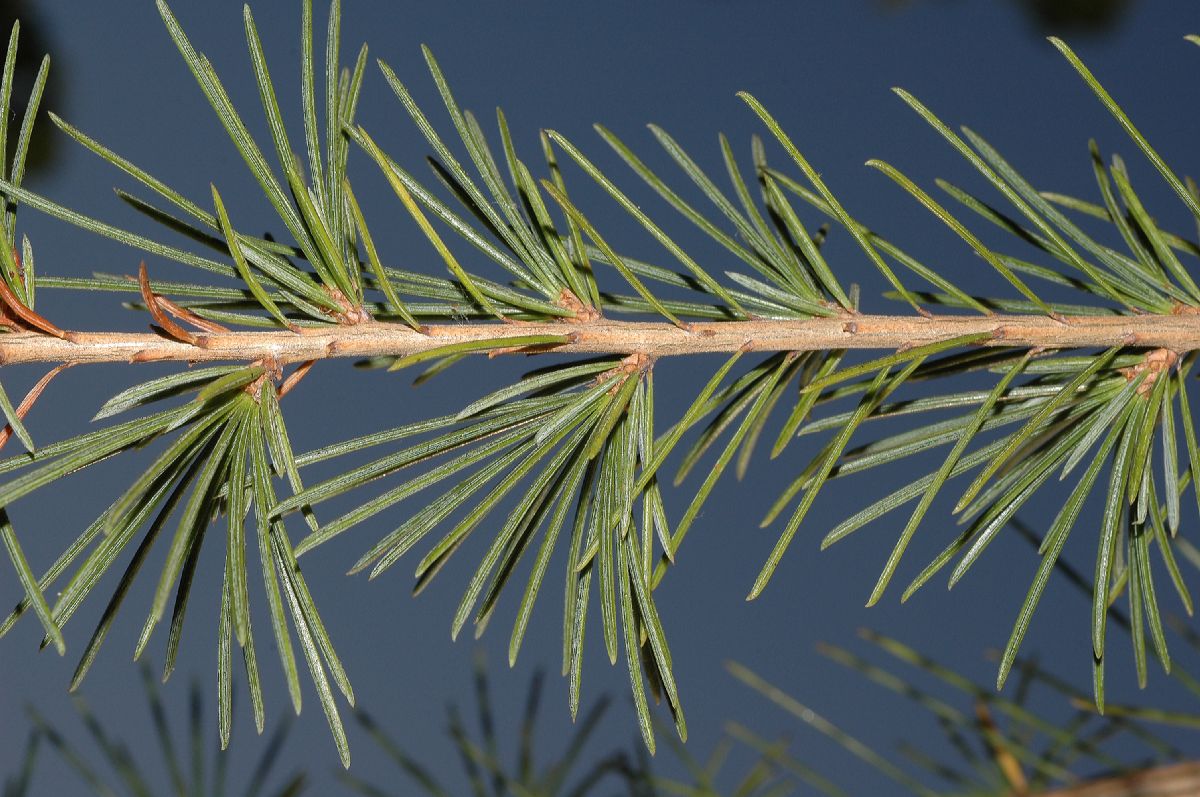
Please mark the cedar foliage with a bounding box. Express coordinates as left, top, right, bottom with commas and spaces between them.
1, 0, 1199, 786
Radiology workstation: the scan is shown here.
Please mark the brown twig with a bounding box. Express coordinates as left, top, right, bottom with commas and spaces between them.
1032, 761, 1200, 797
0, 314, 1196, 366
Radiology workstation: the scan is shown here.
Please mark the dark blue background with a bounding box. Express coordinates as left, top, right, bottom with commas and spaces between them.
2, 0, 1198, 793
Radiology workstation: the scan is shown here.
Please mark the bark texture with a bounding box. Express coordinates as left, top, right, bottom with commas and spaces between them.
2, 313, 1199, 365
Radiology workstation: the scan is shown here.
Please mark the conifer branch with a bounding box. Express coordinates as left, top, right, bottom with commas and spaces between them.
1, 0, 1197, 774
5, 313, 1200, 365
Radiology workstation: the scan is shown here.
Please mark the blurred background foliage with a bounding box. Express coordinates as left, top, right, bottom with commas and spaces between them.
878, 0, 1134, 33
0, 1, 59, 176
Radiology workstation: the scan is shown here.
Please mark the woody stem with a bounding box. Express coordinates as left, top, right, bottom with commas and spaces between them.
0, 313, 1198, 366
